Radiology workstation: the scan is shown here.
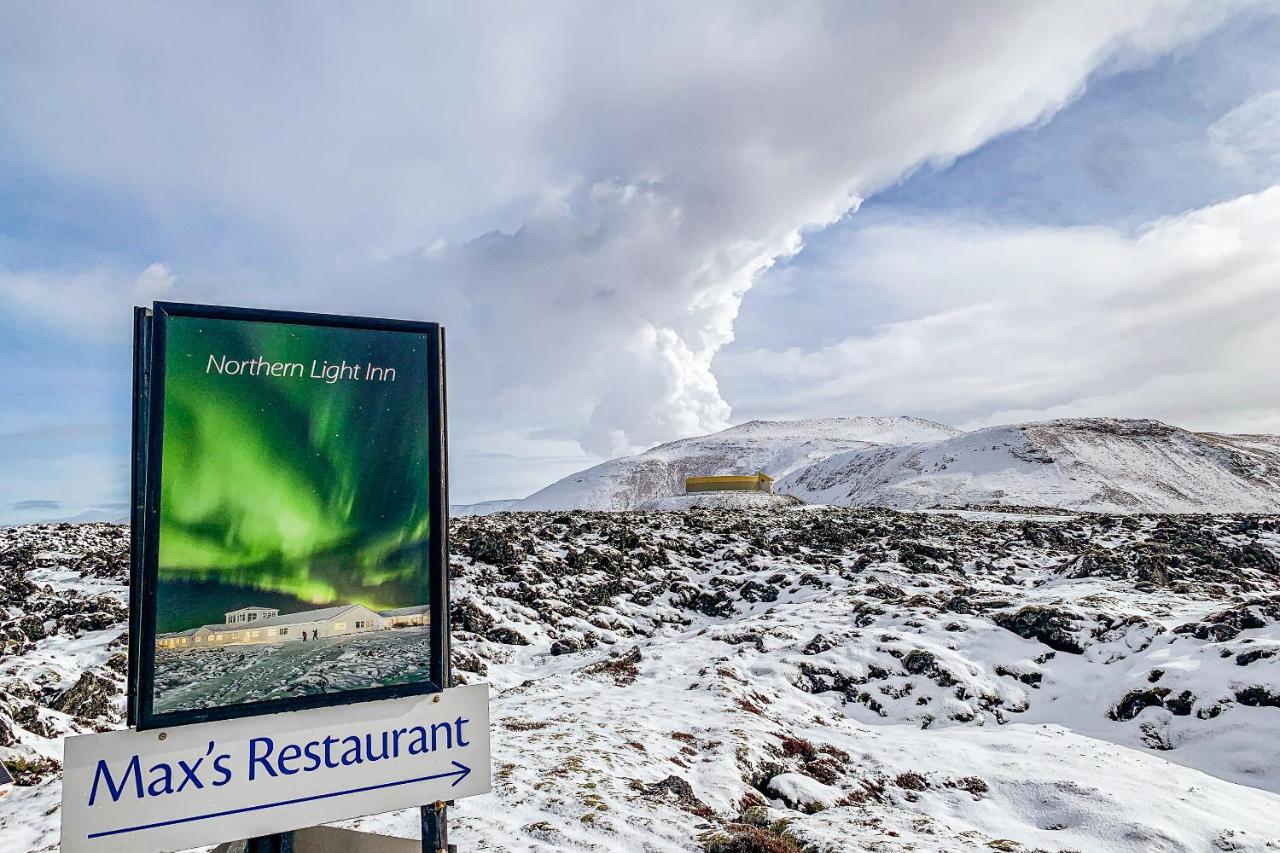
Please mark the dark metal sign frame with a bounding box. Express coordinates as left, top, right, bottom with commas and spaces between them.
128, 302, 450, 732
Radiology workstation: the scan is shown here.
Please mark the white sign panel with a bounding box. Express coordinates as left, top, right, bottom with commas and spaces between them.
61, 684, 490, 853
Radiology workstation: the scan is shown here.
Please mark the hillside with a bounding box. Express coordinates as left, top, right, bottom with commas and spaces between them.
515, 417, 959, 511
453, 499, 522, 517
3, 510, 1280, 851
779, 418, 1280, 513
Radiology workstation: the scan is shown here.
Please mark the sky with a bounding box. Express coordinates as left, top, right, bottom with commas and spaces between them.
1, 2, 1279, 523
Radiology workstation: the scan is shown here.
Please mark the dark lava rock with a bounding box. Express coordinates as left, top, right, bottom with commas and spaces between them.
671, 587, 736, 619
631, 774, 712, 817
462, 529, 524, 566
58, 597, 128, 635
1110, 688, 1170, 721
1164, 690, 1196, 716
899, 651, 957, 687
802, 634, 835, 655
15, 615, 47, 642
0, 568, 37, 608
1234, 685, 1280, 708
804, 756, 842, 786
994, 665, 1042, 687
549, 637, 583, 656
12, 704, 55, 738
485, 627, 530, 646
944, 776, 990, 798
452, 649, 489, 678
738, 580, 779, 604
451, 598, 497, 635
1236, 648, 1277, 666
794, 662, 866, 698
73, 548, 128, 581
704, 826, 800, 852
894, 771, 929, 791
717, 630, 765, 651
50, 671, 118, 721
1174, 596, 1280, 643
992, 606, 1084, 655
2, 755, 61, 786
1237, 543, 1280, 574
582, 646, 642, 686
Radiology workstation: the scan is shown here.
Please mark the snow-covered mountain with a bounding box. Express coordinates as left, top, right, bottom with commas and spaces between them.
781, 418, 1280, 513
514, 416, 960, 511
490, 416, 1280, 515
452, 499, 521, 517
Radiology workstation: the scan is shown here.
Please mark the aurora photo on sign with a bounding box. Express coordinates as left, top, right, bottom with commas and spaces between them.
135, 305, 445, 725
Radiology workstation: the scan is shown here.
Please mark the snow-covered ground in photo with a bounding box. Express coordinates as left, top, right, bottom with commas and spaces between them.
154, 627, 433, 714
4, 510, 1280, 852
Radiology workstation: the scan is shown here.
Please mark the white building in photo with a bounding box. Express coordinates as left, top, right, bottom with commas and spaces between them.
157, 601, 430, 650
225, 605, 279, 624
379, 604, 431, 628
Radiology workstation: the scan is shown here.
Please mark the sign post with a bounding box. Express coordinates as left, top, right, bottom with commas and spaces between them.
61, 303, 487, 852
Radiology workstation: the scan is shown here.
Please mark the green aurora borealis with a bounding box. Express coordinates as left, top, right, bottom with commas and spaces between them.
155, 315, 432, 632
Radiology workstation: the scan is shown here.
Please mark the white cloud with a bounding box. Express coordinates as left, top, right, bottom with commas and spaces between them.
720, 186, 1280, 435
1209, 88, 1280, 183
0, 2, 1260, 499
0, 263, 176, 339
133, 263, 175, 302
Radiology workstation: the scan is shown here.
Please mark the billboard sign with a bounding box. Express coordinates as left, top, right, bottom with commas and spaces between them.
129, 303, 449, 731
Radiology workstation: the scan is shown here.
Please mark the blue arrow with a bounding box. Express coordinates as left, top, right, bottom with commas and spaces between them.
447, 760, 471, 786
87, 761, 475, 839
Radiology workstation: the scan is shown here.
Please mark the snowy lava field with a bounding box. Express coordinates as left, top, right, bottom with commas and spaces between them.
153, 626, 434, 714
3, 508, 1280, 852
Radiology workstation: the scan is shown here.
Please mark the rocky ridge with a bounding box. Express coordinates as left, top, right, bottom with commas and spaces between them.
506, 416, 959, 512
781, 418, 1280, 513
467, 417, 1280, 515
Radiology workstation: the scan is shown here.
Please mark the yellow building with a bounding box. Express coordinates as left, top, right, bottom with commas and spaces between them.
685, 472, 773, 494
